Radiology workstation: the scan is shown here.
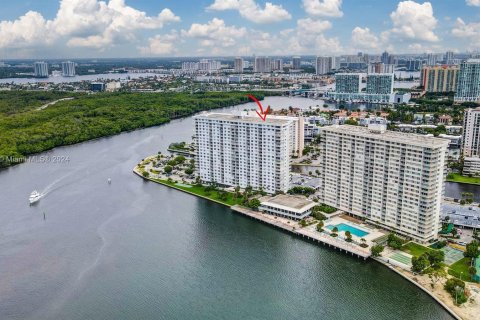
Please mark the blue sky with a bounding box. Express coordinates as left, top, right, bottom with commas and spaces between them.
0, 0, 479, 59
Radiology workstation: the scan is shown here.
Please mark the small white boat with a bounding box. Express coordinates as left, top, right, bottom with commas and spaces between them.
29, 190, 42, 205
107, 178, 111, 184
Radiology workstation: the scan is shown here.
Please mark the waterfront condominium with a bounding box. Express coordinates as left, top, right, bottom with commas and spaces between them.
254, 56, 272, 73
315, 56, 333, 75
34, 61, 49, 78
455, 59, 480, 103
234, 57, 243, 73
420, 65, 459, 93
463, 107, 480, 157
318, 124, 449, 242
61, 61, 76, 77
194, 112, 295, 193
335, 73, 361, 93
366, 73, 394, 94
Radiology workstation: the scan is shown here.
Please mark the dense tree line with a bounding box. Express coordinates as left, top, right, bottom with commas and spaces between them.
0, 91, 275, 168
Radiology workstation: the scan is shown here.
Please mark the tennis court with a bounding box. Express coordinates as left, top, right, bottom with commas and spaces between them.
389, 252, 412, 267
441, 246, 464, 266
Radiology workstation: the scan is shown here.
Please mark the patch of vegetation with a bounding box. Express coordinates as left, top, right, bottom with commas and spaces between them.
0, 91, 273, 168
401, 242, 434, 257
446, 173, 480, 185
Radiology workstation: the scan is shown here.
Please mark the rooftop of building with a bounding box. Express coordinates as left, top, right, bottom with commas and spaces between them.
260, 194, 316, 212
194, 112, 292, 125
321, 124, 450, 148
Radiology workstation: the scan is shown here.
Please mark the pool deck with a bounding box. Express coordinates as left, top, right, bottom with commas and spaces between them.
231, 205, 373, 259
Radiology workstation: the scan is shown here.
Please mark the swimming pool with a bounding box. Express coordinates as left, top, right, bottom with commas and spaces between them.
326, 223, 369, 237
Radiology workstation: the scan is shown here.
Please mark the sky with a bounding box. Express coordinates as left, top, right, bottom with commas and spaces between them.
0, 0, 479, 59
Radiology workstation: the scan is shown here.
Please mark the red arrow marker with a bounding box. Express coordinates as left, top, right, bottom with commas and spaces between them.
247, 94, 270, 121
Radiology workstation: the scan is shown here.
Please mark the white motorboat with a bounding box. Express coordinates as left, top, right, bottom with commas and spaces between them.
29, 190, 42, 204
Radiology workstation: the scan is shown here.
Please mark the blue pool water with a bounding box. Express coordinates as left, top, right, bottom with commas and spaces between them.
326, 223, 369, 237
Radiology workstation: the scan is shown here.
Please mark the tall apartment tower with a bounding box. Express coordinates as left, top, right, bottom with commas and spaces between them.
292, 56, 301, 70
463, 107, 480, 157
445, 51, 454, 64
454, 59, 480, 103
272, 59, 283, 71
194, 112, 294, 193
426, 53, 438, 66
381, 51, 390, 64
34, 61, 49, 78
420, 66, 459, 93
335, 73, 361, 93
254, 56, 272, 73
315, 56, 332, 75
318, 124, 449, 242
61, 61, 76, 77
366, 73, 394, 94
234, 57, 244, 73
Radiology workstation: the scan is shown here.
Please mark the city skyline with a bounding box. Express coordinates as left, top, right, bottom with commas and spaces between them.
1, 0, 480, 59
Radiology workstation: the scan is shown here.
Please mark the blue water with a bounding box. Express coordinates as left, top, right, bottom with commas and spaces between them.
326, 223, 369, 237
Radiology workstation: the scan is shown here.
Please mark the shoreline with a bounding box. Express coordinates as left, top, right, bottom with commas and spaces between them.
133, 163, 471, 319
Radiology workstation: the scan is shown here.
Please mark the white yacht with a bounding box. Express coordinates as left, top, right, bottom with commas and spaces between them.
29, 190, 42, 205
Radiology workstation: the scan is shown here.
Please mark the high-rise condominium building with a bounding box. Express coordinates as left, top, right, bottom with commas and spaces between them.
315, 56, 332, 75
254, 56, 272, 73
194, 112, 296, 193
272, 59, 283, 71
455, 59, 480, 103
462, 107, 480, 157
61, 61, 76, 77
445, 51, 454, 64
406, 58, 422, 71
426, 53, 438, 66
381, 51, 390, 65
420, 66, 459, 93
34, 61, 49, 78
318, 124, 449, 242
292, 56, 301, 70
367, 62, 394, 74
366, 73, 394, 94
335, 73, 361, 93
234, 57, 244, 73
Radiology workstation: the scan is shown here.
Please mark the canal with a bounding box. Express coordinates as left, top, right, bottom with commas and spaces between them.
0, 97, 454, 319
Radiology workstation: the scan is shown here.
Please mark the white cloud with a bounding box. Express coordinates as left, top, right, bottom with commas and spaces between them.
389, 1, 439, 42
302, 0, 343, 18
452, 18, 480, 47
0, 0, 180, 50
207, 0, 291, 23
139, 31, 179, 56
466, 0, 480, 6
0, 11, 54, 48
182, 18, 247, 49
297, 18, 332, 34
351, 27, 381, 50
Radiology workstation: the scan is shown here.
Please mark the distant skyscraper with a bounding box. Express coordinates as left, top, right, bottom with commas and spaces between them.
426, 53, 437, 66
445, 51, 454, 64
292, 56, 301, 70
381, 51, 390, 64
367, 62, 394, 74
254, 56, 271, 73
462, 107, 480, 157
315, 56, 332, 75
272, 59, 283, 71
234, 57, 243, 73
61, 61, 76, 77
406, 58, 422, 71
366, 74, 394, 94
335, 74, 361, 93
455, 59, 480, 103
34, 61, 49, 78
420, 66, 459, 93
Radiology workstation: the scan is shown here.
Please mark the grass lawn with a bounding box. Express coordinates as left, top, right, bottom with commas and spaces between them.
448, 257, 474, 281
400, 242, 435, 257
446, 173, 480, 185
152, 178, 242, 206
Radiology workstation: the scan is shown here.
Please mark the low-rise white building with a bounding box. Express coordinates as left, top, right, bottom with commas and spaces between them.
259, 194, 316, 220
463, 157, 480, 176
